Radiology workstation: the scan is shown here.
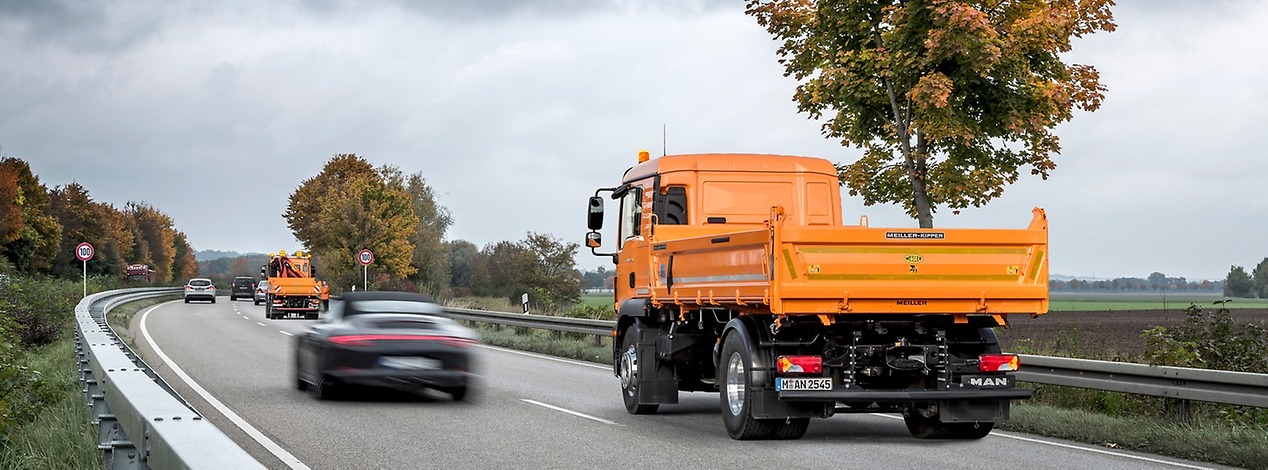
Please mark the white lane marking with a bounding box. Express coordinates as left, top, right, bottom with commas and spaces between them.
521, 399, 621, 426
141, 303, 311, 470
481, 344, 608, 370
869, 414, 1214, 469
280, 331, 293, 336
256, 322, 266, 327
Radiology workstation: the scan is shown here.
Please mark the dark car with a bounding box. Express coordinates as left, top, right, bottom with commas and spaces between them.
230, 276, 256, 301
294, 291, 479, 401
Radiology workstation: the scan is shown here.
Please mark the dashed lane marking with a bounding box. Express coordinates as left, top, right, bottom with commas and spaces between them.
521, 399, 621, 426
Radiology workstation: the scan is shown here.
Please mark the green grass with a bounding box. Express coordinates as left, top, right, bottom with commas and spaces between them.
0, 338, 103, 470
579, 293, 613, 310
1050, 292, 1268, 311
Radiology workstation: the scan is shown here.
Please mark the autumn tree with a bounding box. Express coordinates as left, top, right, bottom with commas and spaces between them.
747, 0, 1115, 227
50, 183, 122, 278
0, 158, 62, 274
286, 155, 422, 292
170, 232, 200, 282
1225, 266, 1254, 298
382, 166, 453, 297
468, 233, 580, 310
127, 202, 177, 283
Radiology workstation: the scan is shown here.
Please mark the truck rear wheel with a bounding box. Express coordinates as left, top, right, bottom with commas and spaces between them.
719, 332, 777, 440
618, 324, 658, 415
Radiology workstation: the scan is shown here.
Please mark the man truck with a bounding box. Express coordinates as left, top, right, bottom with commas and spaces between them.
260, 251, 328, 320
585, 152, 1048, 440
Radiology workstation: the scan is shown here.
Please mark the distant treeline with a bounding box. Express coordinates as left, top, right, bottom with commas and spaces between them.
1051, 272, 1221, 292
0, 157, 197, 282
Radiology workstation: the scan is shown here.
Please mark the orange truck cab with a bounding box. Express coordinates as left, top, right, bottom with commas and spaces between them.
586, 152, 1048, 440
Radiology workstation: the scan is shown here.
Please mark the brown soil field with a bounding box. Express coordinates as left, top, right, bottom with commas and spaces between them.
996, 308, 1268, 360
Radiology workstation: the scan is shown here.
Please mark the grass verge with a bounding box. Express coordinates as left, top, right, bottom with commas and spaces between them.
105, 295, 180, 347
0, 338, 102, 470
467, 323, 1267, 469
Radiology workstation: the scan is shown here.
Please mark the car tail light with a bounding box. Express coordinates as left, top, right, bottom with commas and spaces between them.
185, 286, 192, 290
776, 355, 822, 374
979, 354, 1020, 372
329, 335, 478, 348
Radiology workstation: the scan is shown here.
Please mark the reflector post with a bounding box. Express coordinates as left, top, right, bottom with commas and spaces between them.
776, 355, 823, 374
979, 354, 1020, 372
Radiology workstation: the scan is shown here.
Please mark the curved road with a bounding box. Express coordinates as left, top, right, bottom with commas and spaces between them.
130, 299, 1227, 469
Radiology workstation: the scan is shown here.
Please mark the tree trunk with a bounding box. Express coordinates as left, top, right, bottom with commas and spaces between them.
911, 131, 934, 228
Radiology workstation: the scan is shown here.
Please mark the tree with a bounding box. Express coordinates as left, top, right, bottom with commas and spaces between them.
128, 202, 177, 283
287, 157, 419, 292
1225, 266, 1254, 298
447, 240, 479, 296
747, 0, 1115, 227
0, 158, 62, 274
382, 166, 453, 297
170, 232, 200, 282
1148, 271, 1167, 290
1252, 258, 1268, 299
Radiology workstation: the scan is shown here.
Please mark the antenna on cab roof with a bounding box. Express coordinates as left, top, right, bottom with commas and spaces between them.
662, 124, 667, 156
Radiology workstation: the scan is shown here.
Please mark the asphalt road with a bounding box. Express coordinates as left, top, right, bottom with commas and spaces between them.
130, 298, 1229, 470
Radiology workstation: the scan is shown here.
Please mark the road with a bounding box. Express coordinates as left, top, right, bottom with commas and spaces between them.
129, 299, 1227, 470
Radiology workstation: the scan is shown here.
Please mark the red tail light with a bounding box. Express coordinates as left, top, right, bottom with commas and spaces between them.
979, 354, 1020, 372
185, 286, 192, 290
776, 355, 822, 374
328, 335, 478, 348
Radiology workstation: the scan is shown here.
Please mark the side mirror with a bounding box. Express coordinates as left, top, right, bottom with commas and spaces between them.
585, 231, 602, 249
587, 196, 605, 230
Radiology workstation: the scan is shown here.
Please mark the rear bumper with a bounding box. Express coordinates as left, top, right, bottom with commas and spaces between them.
185, 293, 215, 300
328, 369, 472, 390
778, 387, 1031, 402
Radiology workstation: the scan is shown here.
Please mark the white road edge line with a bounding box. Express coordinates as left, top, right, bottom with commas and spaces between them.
481, 344, 608, 370
521, 399, 621, 426
868, 413, 1214, 469
141, 303, 311, 470
280, 331, 293, 336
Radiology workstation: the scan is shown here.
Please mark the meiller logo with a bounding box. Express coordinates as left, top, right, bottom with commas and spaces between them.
886, 232, 945, 240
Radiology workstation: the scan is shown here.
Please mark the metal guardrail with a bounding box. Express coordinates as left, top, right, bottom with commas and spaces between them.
444, 306, 1268, 408
75, 288, 265, 469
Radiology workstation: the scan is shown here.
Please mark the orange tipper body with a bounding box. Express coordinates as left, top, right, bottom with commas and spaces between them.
592, 153, 1048, 440
614, 154, 1048, 320
264, 251, 323, 320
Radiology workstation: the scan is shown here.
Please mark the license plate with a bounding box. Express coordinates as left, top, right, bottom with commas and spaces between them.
380, 357, 440, 370
776, 377, 833, 391
961, 375, 1015, 388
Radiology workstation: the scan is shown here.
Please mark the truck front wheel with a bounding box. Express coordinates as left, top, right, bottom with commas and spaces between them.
719, 332, 778, 440
618, 324, 658, 415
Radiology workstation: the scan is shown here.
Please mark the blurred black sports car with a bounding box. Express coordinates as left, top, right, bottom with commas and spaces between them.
294, 291, 479, 401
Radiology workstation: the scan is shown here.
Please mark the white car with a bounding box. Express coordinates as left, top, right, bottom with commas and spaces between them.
253, 280, 269, 305
184, 278, 216, 303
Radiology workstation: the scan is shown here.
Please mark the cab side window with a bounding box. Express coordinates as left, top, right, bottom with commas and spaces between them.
618, 187, 642, 248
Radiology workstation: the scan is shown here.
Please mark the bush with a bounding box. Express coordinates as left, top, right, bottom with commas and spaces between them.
1142, 304, 1268, 373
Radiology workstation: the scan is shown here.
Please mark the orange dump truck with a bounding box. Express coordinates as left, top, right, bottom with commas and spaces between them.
260, 251, 328, 320
585, 153, 1048, 440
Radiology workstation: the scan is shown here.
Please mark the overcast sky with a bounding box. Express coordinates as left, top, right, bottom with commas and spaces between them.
3, 0, 1265, 280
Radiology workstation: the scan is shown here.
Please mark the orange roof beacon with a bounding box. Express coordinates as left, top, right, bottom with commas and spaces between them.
585, 152, 1048, 440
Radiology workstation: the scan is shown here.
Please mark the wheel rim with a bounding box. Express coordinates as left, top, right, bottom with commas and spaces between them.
619, 345, 637, 392
725, 351, 745, 416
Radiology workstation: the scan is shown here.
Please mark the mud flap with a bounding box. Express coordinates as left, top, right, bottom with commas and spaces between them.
636, 326, 679, 405
937, 400, 1008, 423
751, 389, 822, 419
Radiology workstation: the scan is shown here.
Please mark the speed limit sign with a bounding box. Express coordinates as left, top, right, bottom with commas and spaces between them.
76, 242, 94, 261
357, 249, 374, 266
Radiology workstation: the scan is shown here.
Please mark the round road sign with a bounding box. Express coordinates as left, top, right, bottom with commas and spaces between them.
76, 242, 94, 262
357, 249, 374, 266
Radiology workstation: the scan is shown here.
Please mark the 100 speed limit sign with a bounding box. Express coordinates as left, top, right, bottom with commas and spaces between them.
358, 249, 374, 266
76, 242, 94, 261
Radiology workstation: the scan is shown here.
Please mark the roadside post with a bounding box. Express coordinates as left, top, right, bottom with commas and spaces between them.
76, 242, 94, 297
522, 293, 529, 314
358, 249, 374, 291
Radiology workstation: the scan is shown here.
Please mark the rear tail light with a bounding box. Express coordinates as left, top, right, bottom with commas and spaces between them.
185, 286, 192, 290
329, 335, 478, 348
979, 354, 1020, 372
776, 355, 822, 374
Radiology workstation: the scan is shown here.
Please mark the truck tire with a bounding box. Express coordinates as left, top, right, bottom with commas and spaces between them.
618, 324, 658, 415
719, 332, 777, 440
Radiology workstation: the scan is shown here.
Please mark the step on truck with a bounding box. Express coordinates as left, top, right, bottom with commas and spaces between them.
260, 250, 328, 320
584, 152, 1048, 440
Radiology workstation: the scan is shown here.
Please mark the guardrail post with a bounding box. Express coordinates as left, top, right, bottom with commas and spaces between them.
1167, 398, 1193, 424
